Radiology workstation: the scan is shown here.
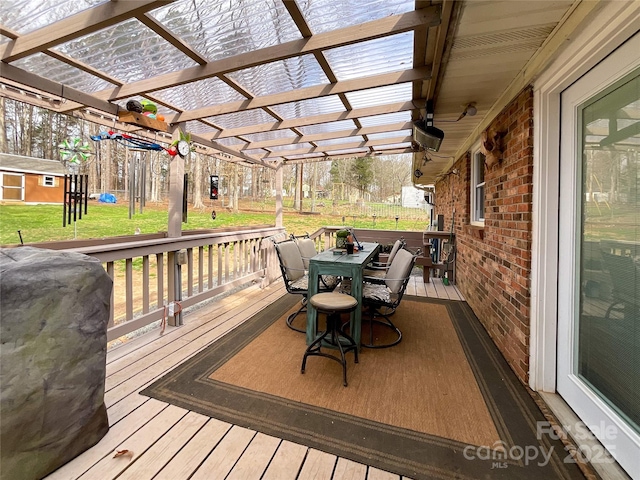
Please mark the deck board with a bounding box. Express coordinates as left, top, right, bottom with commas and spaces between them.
189, 425, 255, 480
226, 432, 281, 480
78, 405, 188, 480
153, 418, 232, 480
333, 457, 367, 479
298, 449, 338, 479
116, 411, 209, 480
262, 440, 308, 480
46, 277, 465, 480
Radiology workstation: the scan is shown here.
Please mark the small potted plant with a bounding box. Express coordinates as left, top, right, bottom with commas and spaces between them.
335, 229, 350, 249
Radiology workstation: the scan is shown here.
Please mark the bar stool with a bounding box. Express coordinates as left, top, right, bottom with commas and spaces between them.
301, 292, 359, 386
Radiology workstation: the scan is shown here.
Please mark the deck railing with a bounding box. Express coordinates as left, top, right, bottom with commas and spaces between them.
51, 226, 286, 342
21, 225, 439, 343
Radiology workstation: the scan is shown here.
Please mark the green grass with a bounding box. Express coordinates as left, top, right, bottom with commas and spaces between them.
0, 201, 429, 245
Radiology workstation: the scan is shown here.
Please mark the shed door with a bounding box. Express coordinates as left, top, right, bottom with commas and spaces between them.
1, 173, 25, 200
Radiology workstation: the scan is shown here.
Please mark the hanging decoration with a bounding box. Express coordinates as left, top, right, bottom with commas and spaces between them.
58, 137, 93, 165
91, 130, 168, 153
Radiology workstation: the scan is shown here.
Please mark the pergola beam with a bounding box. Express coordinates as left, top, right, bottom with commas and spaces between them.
236, 122, 413, 150
0, 1, 174, 62
0, 63, 119, 115
173, 67, 431, 123
282, 147, 413, 164
264, 135, 412, 158
211, 100, 416, 139
93, 7, 440, 101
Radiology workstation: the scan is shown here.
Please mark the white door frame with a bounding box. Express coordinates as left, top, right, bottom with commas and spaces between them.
530, 0, 639, 393
531, 2, 640, 476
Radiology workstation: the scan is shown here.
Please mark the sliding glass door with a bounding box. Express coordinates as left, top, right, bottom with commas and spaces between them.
557, 37, 639, 477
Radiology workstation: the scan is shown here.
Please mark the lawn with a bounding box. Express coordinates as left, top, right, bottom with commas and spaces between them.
0, 200, 430, 246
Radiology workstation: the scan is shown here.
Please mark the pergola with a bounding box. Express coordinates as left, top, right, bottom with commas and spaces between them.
0, 0, 583, 182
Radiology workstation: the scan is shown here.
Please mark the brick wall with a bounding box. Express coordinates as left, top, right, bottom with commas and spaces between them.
434, 87, 534, 383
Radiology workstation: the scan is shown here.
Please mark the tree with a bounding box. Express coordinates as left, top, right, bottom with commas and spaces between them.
351, 157, 373, 198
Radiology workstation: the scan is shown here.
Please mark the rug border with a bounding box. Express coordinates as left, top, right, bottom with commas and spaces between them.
140, 294, 585, 480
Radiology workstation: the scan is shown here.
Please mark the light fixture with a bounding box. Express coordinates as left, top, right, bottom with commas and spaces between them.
413, 101, 444, 152
456, 103, 477, 121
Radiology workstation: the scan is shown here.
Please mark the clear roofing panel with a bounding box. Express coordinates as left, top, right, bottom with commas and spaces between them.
0, 0, 107, 35
297, 120, 358, 135
366, 130, 413, 141
215, 137, 248, 148
186, 121, 217, 136
268, 143, 314, 152
243, 129, 297, 143
315, 136, 365, 147
12, 53, 114, 93
225, 55, 328, 97
328, 148, 368, 155
325, 32, 413, 81
207, 108, 278, 130
377, 142, 412, 150
150, 0, 302, 62
55, 19, 197, 84
270, 95, 346, 120
243, 148, 269, 156
359, 111, 412, 127
286, 152, 325, 160
345, 82, 413, 109
154, 78, 246, 112
298, 0, 414, 35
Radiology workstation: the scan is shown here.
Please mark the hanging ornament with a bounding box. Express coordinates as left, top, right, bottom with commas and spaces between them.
58, 137, 93, 165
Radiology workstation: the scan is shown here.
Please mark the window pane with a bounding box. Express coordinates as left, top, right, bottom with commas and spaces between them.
578, 69, 640, 432
475, 185, 485, 220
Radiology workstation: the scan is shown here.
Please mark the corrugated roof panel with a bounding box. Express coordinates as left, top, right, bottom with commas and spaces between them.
214, 137, 248, 148
359, 111, 412, 127
345, 82, 412, 109
0, 0, 107, 35
150, 0, 302, 61
154, 77, 246, 112
315, 136, 365, 147
243, 129, 297, 143
55, 19, 197, 84
297, 120, 358, 135
225, 54, 328, 97
328, 148, 368, 155
377, 142, 412, 150
270, 95, 346, 119
298, 0, 414, 35
268, 143, 314, 152
207, 109, 278, 130
324, 32, 413, 81
12, 53, 114, 93
366, 130, 413, 141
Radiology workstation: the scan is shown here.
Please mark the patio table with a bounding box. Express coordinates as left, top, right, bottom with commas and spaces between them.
307, 242, 380, 349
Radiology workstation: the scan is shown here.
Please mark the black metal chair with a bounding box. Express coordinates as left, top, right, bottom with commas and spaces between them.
272, 238, 337, 332
360, 247, 417, 348
600, 251, 640, 320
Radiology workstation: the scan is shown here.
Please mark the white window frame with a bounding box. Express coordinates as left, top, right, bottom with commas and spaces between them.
470, 144, 486, 226
42, 175, 55, 187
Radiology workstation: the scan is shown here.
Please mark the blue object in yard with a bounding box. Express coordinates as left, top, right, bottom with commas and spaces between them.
98, 193, 117, 203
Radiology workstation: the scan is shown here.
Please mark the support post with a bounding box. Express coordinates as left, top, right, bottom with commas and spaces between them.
168, 125, 185, 238
275, 161, 283, 228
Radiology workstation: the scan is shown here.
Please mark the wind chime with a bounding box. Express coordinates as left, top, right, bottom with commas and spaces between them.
58, 136, 92, 230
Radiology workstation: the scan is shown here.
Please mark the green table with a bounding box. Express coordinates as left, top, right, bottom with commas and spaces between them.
306, 242, 380, 349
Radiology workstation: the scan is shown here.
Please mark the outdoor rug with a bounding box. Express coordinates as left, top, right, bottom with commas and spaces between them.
141, 295, 587, 480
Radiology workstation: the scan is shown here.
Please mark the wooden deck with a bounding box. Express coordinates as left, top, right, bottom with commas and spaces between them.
46, 276, 464, 480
